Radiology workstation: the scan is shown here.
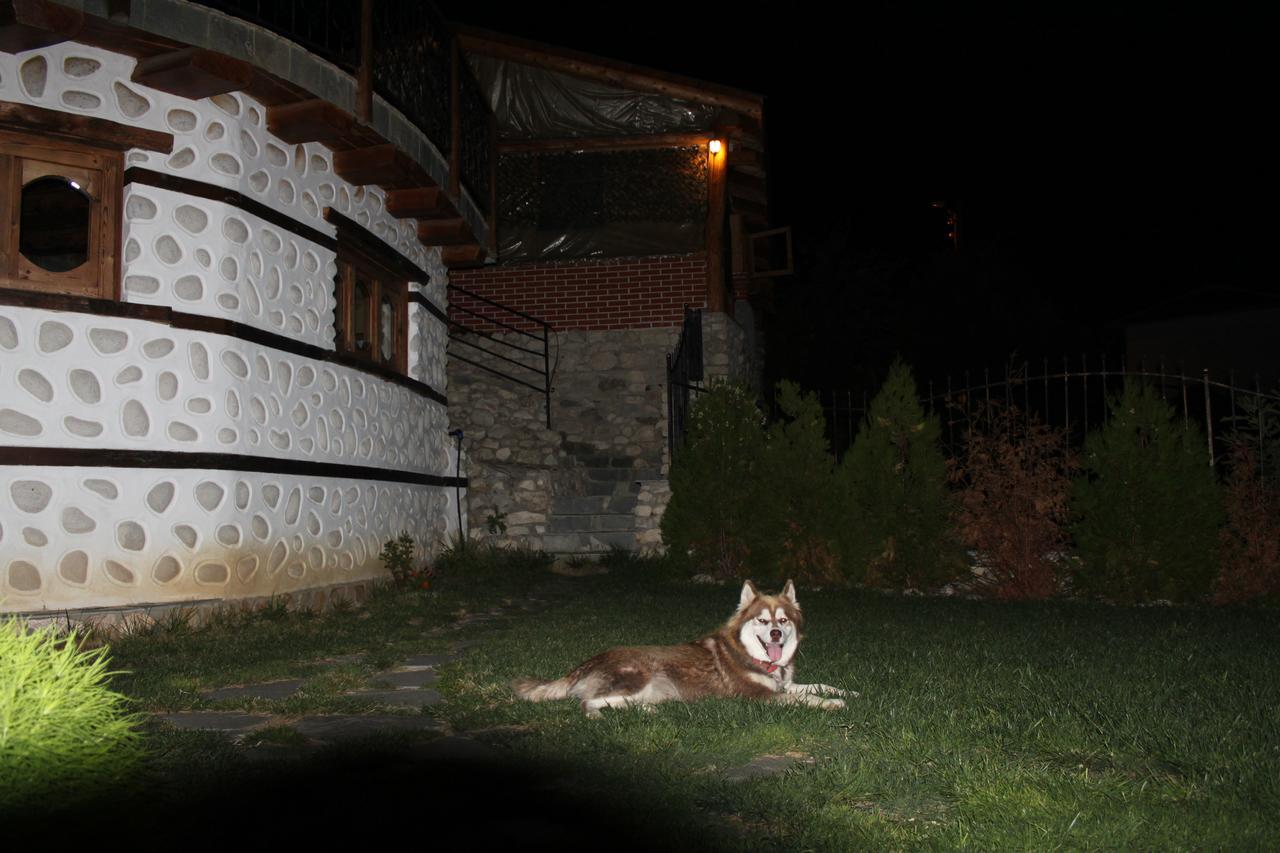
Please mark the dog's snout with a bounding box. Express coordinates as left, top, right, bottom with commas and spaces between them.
770, 628, 782, 642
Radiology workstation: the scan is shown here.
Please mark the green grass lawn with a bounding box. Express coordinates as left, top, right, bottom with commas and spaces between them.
431, 561, 1280, 849
11, 550, 1278, 848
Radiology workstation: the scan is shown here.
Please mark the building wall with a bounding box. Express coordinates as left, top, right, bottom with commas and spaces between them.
447, 250, 750, 554
450, 254, 707, 332
0, 43, 458, 613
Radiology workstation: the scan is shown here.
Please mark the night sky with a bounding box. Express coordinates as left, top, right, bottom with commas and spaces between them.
441, 4, 1270, 394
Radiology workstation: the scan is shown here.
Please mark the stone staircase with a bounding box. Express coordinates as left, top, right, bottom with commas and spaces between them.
542, 446, 662, 554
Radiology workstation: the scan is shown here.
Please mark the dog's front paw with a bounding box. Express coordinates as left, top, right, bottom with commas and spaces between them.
819, 697, 845, 711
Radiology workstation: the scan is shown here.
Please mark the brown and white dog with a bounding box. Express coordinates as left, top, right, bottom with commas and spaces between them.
513, 580, 852, 717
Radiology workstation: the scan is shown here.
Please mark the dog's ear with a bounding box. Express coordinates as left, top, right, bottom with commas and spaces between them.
737, 580, 759, 611
781, 579, 798, 607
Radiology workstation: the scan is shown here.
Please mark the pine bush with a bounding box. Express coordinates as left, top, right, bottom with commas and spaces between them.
1071, 380, 1223, 603
838, 359, 962, 588
661, 382, 766, 578
760, 381, 842, 585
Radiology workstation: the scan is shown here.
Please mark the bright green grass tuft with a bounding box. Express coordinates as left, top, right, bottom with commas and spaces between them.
0, 617, 144, 809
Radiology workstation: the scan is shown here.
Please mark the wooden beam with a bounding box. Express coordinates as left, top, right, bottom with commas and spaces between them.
729, 147, 765, 176
266, 98, 382, 149
448, 36, 461, 202
499, 132, 712, 155
728, 195, 768, 220
356, 0, 373, 122
441, 244, 487, 269
705, 145, 728, 314
456, 26, 764, 119
0, 0, 83, 53
385, 186, 455, 220
0, 101, 173, 153
728, 171, 768, 205
332, 143, 428, 190
417, 218, 472, 246
324, 208, 428, 284
131, 47, 253, 100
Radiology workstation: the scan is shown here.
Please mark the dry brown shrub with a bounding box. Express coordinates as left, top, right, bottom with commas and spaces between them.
1215, 443, 1280, 605
948, 400, 1077, 599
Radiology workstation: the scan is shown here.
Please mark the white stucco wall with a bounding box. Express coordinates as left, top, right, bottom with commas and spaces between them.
0, 43, 459, 612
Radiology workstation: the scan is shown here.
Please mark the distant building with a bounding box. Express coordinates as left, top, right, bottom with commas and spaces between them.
1125, 288, 1280, 389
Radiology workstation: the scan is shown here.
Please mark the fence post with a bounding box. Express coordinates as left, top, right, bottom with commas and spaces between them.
1203, 368, 1214, 468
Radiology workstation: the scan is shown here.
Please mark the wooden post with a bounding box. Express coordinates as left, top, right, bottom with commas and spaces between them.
705, 138, 727, 313
487, 110, 498, 257
357, 0, 373, 123
448, 36, 461, 202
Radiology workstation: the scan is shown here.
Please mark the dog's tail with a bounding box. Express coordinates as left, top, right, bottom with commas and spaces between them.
511, 676, 573, 702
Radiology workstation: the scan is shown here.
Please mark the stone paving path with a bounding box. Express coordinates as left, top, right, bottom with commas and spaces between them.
150, 597, 551, 754
155, 645, 465, 747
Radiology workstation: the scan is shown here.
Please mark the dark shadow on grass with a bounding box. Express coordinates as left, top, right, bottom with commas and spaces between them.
4, 736, 740, 849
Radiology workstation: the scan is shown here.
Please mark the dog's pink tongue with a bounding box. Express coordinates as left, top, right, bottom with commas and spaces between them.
766, 642, 783, 662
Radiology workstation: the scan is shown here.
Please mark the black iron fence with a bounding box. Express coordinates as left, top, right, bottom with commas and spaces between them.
666, 307, 704, 460
446, 283, 552, 429
819, 356, 1280, 469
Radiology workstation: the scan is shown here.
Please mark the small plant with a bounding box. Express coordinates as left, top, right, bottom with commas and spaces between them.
380, 531, 434, 590
948, 396, 1077, 599
1071, 379, 1223, 603
485, 507, 508, 536
0, 618, 144, 810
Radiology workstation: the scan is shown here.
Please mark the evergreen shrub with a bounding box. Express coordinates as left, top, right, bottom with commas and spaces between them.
1071, 379, 1223, 603
761, 381, 842, 585
838, 359, 962, 588
662, 382, 766, 579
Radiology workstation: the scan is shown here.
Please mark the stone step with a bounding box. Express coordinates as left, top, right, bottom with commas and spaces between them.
547, 513, 636, 534
542, 531, 637, 554
582, 467, 663, 482
552, 494, 637, 515
581, 478, 642, 497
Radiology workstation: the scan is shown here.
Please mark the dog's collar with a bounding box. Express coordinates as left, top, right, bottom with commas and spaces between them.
752, 658, 780, 674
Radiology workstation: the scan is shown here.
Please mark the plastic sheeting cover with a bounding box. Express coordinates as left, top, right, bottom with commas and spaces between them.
470, 55, 718, 140
498, 147, 708, 262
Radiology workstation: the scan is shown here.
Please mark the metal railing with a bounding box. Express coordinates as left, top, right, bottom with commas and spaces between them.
818, 355, 1280, 468
446, 283, 552, 429
666, 306, 704, 460
196, 0, 493, 215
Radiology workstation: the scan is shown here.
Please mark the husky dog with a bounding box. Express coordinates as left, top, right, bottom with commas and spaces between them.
513, 580, 851, 717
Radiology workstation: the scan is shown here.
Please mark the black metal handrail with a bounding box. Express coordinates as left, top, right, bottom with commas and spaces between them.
666, 306, 704, 460
446, 283, 552, 429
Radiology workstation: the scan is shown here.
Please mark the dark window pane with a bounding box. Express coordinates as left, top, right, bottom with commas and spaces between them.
379, 294, 394, 362
20, 177, 91, 272
352, 277, 371, 352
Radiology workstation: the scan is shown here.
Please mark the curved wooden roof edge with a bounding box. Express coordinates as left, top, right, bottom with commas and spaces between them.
454, 25, 765, 120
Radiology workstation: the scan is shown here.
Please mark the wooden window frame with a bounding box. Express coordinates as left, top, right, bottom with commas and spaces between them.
333, 244, 408, 375
0, 128, 121, 300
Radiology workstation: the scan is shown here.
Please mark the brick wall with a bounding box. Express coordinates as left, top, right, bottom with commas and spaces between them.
449, 254, 708, 332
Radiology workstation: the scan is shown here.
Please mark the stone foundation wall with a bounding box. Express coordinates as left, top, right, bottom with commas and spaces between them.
449, 309, 752, 554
